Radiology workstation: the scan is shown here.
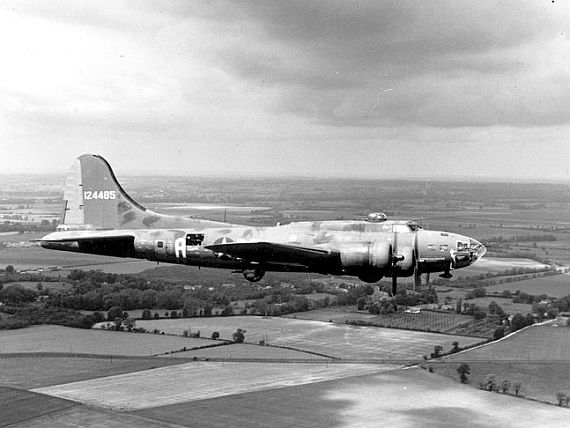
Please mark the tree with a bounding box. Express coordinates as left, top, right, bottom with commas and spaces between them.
93, 311, 105, 323
556, 392, 568, 407
493, 326, 505, 340
113, 317, 123, 331
501, 379, 511, 394
211, 331, 220, 340
484, 374, 497, 391
107, 306, 123, 321
510, 313, 528, 332
431, 345, 443, 358
232, 328, 246, 343
451, 341, 460, 353
123, 317, 136, 332
5, 265, 15, 275
457, 363, 470, 384
357, 297, 366, 310
512, 382, 522, 396
456, 298, 463, 314
141, 309, 152, 320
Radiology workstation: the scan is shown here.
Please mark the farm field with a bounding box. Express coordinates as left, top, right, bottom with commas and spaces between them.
285, 308, 489, 337
284, 309, 377, 323
158, 343, 329, 360
32, 360, 391, 411
0, 246, 158, 273
484, 273, 570, 298
0, 356, 183, 389
0, 325, 219, 356
426, 323, 570, 403
136, 316, 484, 360
7, 281, 71, 292
465, 297, 532, 315
133, 366, 570, 428
450, 257, 550, 279
0, 387, 79, 428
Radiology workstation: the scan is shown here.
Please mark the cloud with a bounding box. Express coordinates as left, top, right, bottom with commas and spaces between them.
183, 0, 570, 128
1, 1, 570, 179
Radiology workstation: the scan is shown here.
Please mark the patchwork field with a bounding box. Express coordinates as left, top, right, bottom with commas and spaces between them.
464, 297, 532, 315
131, 367, 570, 428
484, 273, 570, 298
32, 361, 389, 411
426, 323, 570, 403
136, 316, 484, 360
450, 257, 551, 279
0, 387, 79, 427
0, 246, 157, 273
158, 343, 329, 360
0, 356, 183, 389
0, 325, 218, 356
286, 308, 485, 337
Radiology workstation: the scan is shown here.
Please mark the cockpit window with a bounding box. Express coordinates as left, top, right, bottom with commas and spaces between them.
457, 241, 468, 251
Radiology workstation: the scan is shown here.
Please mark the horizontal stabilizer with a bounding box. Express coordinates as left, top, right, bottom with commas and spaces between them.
205, 241, 334, 265
40, 231, 135, 257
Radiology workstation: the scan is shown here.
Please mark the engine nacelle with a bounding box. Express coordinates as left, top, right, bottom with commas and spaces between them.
393, 246, 415, 277
339, 241, 392, 270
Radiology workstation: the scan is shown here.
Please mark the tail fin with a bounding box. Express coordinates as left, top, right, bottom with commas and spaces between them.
59, 154, 147, 230
59, 154, 231, 230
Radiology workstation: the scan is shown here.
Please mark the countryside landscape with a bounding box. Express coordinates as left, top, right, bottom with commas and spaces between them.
2, 173, 570, 426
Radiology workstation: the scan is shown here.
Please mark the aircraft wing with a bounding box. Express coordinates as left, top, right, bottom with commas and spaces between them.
205, 241, 335, 266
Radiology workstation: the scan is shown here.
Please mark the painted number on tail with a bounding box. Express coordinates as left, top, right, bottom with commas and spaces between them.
84, 190, 117, 200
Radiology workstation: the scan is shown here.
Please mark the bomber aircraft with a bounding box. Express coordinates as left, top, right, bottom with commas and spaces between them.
41, 154, 486, 294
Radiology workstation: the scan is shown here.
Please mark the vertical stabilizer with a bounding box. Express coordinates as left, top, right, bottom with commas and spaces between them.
60, 154, 147, 230
59, 154, 231, 230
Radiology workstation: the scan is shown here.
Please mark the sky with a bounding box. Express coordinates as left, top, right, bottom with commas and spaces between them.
1, 0, 570, 180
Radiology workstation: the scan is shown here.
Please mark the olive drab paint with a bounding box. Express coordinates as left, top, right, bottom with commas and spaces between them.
42, 154, 486, 294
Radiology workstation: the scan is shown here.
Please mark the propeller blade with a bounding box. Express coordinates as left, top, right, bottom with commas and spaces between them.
414, 270, 422, 291
391, 275, 398, 296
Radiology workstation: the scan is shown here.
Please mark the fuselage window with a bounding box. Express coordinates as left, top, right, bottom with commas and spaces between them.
427, 244, 437, 251
439, 244, 449, 252
186, 233, 205, 246
157, 241, 164, 248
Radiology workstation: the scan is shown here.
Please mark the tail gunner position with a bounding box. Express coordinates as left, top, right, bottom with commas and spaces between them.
41, 154, 486, 294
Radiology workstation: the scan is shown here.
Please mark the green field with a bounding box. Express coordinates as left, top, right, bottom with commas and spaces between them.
136, 316, 483, 360
0, 325, 219, 356
0, 246, 158, 273
285, 308, 493, 337
0, 356, 183, 389
0, 387, 79, 427
158, 343, 329, 360
426, 323, 570, 403
484, 273, 570, 298
33, 360, 388, 411
464, 297, 532, 315
8, 280, 71, 292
